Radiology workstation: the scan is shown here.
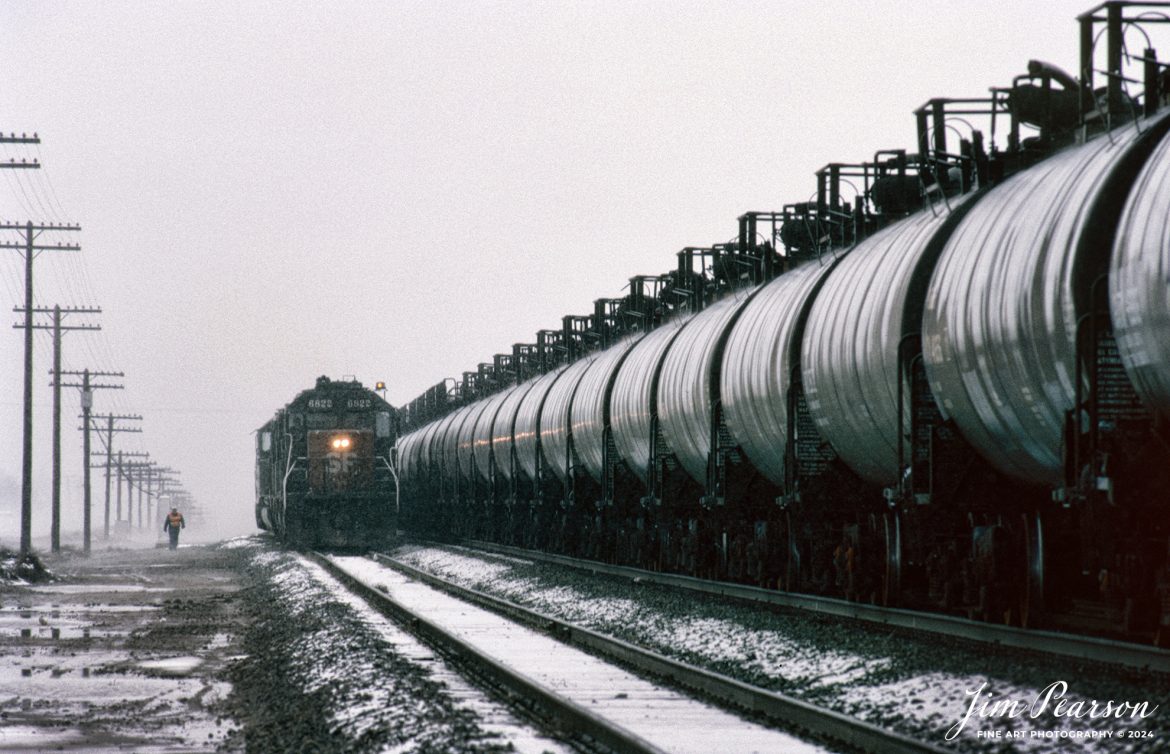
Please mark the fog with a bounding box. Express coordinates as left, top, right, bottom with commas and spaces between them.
0, 1, 1089, 545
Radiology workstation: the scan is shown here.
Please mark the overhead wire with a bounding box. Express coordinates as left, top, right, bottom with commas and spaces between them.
1, 135, 161, 495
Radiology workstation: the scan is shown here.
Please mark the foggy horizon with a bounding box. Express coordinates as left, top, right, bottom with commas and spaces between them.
1, 1, 1091, 544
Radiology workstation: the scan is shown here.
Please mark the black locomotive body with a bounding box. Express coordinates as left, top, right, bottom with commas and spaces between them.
256, 376, 397, 548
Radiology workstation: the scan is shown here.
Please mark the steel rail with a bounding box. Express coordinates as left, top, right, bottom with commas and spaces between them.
305, 551, 667, 754
374, 551, 950, 754
460, 539, 1170, 674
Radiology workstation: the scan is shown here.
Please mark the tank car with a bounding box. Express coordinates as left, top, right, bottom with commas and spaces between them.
256, 376, 397, 548
396, 3, 1170, 642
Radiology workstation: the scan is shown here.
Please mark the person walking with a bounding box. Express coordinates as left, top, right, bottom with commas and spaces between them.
163, 507, 186, 550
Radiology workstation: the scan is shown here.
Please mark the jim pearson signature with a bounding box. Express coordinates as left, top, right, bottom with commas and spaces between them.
946, 681, 1158, 741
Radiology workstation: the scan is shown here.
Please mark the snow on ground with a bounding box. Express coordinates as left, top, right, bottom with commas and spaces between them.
225, 542, 570, 754
394, 545, 1168, 753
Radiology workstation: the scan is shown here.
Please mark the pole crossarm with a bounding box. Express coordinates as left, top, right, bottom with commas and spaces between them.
79, 425, 138, 433
60, 370, 124, 378
28, 306, 101, 313
0, 222, 80, 231
0, 132, 40, 144
61, 384, 123, 394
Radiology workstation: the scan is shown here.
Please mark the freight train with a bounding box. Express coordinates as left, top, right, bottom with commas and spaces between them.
395, 3, 1170, 643
256, 376, 398, 548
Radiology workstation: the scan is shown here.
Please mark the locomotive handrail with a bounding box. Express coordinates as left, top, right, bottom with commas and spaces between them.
378, 456, 399, 515
280, 432, 298, 516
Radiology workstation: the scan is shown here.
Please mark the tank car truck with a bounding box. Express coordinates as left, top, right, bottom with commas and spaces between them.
256, 376, 397, 548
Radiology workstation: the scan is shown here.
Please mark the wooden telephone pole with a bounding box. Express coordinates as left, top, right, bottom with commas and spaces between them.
34, 308, 102, 551
59, 371, 123, 554
87, 413, 142, 538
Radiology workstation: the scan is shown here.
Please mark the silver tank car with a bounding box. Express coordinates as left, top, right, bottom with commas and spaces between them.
400, 423, 434, 481
658, 292, 759, 484
455, 401, 490, 482
490, 378, 540, 481
458, 400, 493, 481
1111, 131, 1170, 422
539, 355, 598, 482
922, 120, 1161, 484
610, 317, 690, 484
722, 260, 835, 487
802, 200, 969, 487
435, 404, 470, 479
420, 415, 445, 467
512, 366, 567, 480
395, 430, 418, 480
472, 387, 513, 482
571, 335, 644, 482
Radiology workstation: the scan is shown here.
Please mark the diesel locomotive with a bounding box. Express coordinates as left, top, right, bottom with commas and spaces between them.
256, 376, 397, 548
396, 3, 1170, 643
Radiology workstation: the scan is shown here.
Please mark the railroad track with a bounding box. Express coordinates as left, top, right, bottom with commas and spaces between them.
459, 539, 1170, 674
327, 549, 951, 754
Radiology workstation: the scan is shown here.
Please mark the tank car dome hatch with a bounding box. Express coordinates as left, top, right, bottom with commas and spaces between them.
1111, 131, 1170, 423
658, 291, 761, 484
611, 316, 691, 485
721, 260, 835, 488
540, 355, 599, 483
801, 197, 972, 487
571, 335, 645, 483
922, 112, 1170, 485
490, 377, 541, 482
472, 387, 514, 482
513, 366, 568, 480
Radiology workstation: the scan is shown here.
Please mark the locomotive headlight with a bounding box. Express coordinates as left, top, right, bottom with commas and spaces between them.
331, 435, 353, 451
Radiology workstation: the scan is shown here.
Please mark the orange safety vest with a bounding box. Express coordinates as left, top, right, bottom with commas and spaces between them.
166, 512, 184, 529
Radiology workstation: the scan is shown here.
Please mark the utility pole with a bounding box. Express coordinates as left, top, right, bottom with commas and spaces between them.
59, 370, 122, 554
30, 308, 102, 551
120, 461, 154, 529
88, 413, 141, 537
150, 467, 180, 530
95, 449, 148, 531
0, 131, 81, 552
155, 472, 183, 525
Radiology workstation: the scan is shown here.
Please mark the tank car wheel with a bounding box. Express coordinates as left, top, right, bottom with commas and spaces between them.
882, 512, 902, 607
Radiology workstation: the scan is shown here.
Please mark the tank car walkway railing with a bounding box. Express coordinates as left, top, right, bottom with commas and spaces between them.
459, 539, 1170, 675
366, 550, 950, 754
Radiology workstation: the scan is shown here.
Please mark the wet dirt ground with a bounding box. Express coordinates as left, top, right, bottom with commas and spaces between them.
0, 544, 247, 752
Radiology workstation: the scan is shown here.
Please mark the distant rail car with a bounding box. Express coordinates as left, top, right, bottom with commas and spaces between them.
256, 376, 397, 548
392, 4, 1170, 644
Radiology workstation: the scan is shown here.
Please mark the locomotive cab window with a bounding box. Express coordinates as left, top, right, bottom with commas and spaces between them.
260, 431, 272, 453
376, 411, 392, 438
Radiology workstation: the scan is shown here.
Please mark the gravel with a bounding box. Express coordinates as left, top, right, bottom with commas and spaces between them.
216, 538, 534, 753
393, 543, 1170, 753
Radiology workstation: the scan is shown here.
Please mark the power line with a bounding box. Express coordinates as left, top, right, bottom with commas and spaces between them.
0, 135, 83, 553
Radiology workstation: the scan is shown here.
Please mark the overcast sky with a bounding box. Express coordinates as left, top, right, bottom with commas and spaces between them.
0, 1, 1106, 541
